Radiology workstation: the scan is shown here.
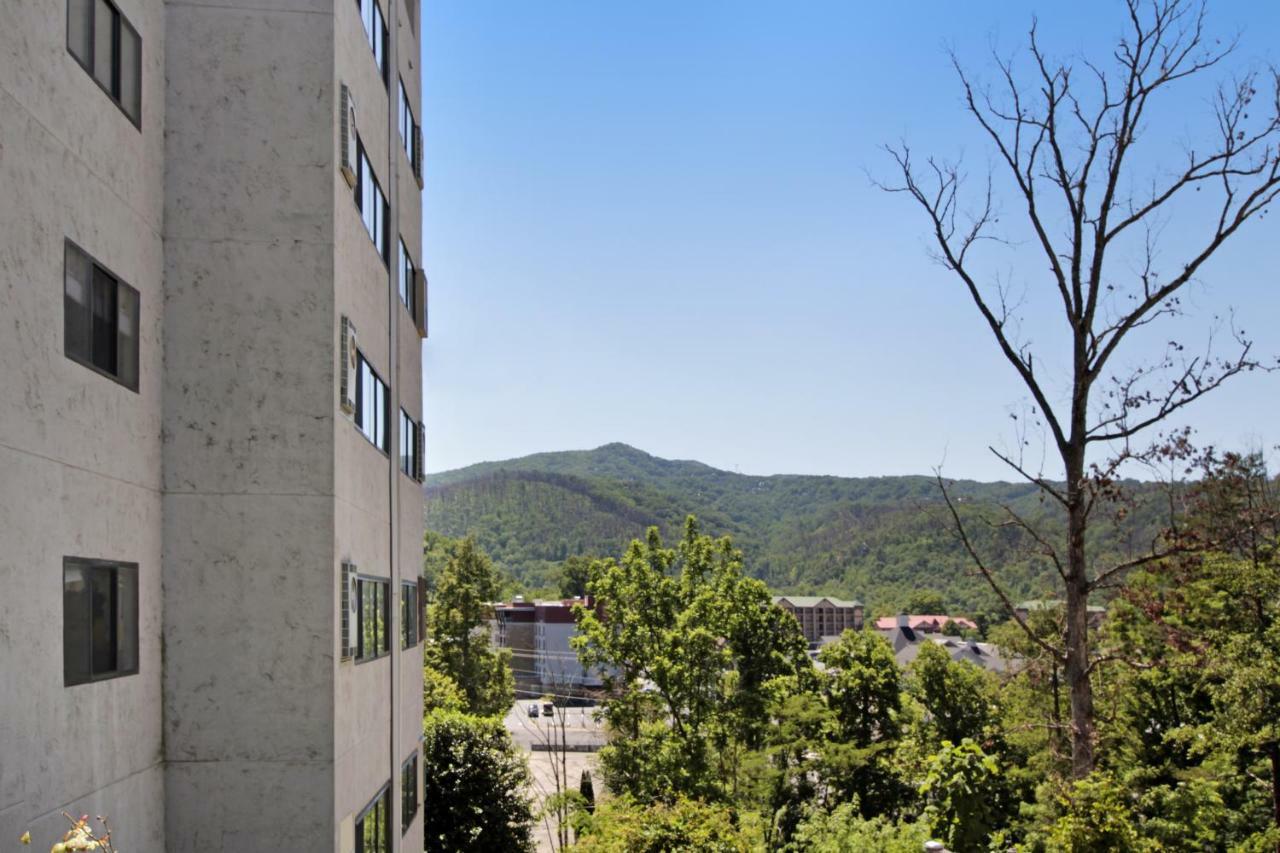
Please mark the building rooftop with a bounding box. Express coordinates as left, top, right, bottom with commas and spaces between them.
873, 614, 978, 632
772, 595, 863, 609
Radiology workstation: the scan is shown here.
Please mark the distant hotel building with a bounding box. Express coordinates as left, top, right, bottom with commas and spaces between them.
493, 597, 604, 697
1, 0, 428, 848
772, 596, 864, 644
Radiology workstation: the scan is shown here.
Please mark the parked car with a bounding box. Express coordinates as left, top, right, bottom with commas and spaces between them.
543, 702, 554, 716
526, 703, 539, 718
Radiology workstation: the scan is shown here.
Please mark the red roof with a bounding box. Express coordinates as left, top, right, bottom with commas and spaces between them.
874, 614, 977, 632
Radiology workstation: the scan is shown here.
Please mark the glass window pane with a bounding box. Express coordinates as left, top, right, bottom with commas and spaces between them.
68, 0, 92, 65
63, 562, 92, 685
92, 266, 118, 374
119, 22, 140, 121
361, 0, 373, 44
64, 243, 93, 363
117, 283, 139, 389
93, 0, 114, 90
90, 565, 118, 675
117, 566, 138, 674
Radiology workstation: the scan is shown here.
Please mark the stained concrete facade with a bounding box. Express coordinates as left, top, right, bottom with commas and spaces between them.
0, 0, 426, 849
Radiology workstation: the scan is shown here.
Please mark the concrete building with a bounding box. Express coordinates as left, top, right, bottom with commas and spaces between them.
772, 596, 864, 644
1, 0, 427, 849
493, 597, 539, 696
492, 597, 604, 697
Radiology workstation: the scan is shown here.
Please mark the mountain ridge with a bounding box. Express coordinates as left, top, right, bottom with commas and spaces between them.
424, 443, 1162, 616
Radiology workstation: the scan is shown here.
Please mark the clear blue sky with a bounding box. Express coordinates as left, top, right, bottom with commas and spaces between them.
420, 0, 1280, 480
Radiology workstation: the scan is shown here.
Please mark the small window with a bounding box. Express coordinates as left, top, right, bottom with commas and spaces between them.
356, 576, 389, 662
64, 558, 139, 686
355, 354, 388, 451
398, 79, 418, 174
355, 140, 389, 264
356, 0, 389, 87
398, 409, 420, 478
64, 240, 140, 391
401, 751, 419, 834
356, 785, 391, 853
400, 581, 419, 649
67, 0, 142, 125
397, 240, 415, 316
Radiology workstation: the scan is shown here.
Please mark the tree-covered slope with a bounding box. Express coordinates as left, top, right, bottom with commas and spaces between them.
424, 443, 1167, 616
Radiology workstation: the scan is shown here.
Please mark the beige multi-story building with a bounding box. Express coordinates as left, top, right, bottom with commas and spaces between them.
0, 0, 427, 849
772, 595, 864, 645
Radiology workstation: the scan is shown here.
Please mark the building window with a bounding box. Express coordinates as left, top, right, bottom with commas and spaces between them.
356, 0, 388, 86
67, 0, 141, 125
397, 239, 415, 316
398, 409, 421, 478
355, 784, 390, 853
64, 558, 138, 686
355, 354, 388, 451
401, 751, 419, 834
355, 140, 389, 263
356, 576, 389, 662
400, 581, 419, 649
64, 241, 139, 391
397, 79, 418, 171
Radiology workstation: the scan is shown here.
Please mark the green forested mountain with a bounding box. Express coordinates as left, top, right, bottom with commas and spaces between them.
424, 443, 1168, 617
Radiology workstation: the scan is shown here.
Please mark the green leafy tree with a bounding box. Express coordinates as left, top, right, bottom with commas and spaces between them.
574, 796, 763, 853
557, 554, 593, 598
816, 629, 907, 816
919, 739, 1007, 853
574, 517, 810, 803
421, 710, 535, 853
425, 536, 514, 717
790, 803, 931, 853
908, 642, 997, 748
907, 589, 946, 614
423, 662, 467, 714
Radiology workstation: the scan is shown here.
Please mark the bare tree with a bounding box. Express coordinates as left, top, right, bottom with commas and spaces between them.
881, 0, 1280, 777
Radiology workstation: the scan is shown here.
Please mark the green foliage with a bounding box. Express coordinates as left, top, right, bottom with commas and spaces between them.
574, 518, 811, 803
422, 662, 467, 714
424, 536, 514, 718
558, 554, 593, 598
574, 796, 764, 853
423, 443, 1169, 611
1034, 773, 1152, 853
908, 642, 998, 748
421, 710, 535, 853
790, 803, 932, 853
907, 589, 947, 614
919, 739, 1006, 853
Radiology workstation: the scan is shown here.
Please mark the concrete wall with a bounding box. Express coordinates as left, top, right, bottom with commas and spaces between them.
0, 0, 166, 847
161, 0, 336, 849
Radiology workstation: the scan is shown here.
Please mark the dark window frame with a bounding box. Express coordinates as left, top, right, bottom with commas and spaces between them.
64, 239, 140, 393
397, 78, 418, 170
355, 575, 390, 663
397, 239, 415, 317
401, 750, 419, 834
400, 580, 419, 649
354, 138, 390, 266
66, 0, 142, 128
354, 352, 389, 453
398, 409, 420, 479
63, 557, 139, 686
355, 0, 389, 88
355, 783, 392, 853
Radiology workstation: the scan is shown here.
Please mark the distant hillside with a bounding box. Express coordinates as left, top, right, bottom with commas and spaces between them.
424, 443, 1168, 617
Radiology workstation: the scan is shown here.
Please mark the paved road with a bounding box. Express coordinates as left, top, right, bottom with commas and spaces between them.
503, 701, 606, 852
504, 701, 607, 750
